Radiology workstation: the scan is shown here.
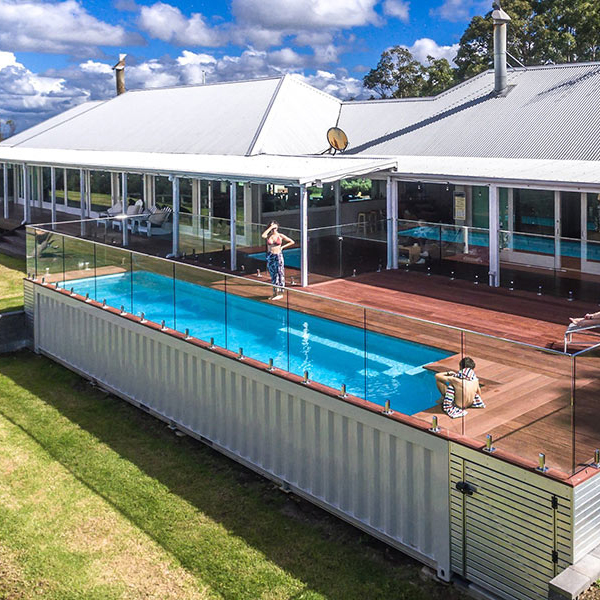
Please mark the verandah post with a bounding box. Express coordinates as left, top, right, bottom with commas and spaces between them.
2, 163, 8, 220
50, 167, 56, 230
386, 176, 399, 269
489, 183, 500, 287
23, 164, 30, 224
171, 175, 180, 258
121, 172, 128, 247
300, 183, 309, 287
230, 181, 237, 271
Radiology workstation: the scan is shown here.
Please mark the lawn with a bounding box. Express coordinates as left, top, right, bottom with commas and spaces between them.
0, 352, 465, 600
0, 252, 25, 313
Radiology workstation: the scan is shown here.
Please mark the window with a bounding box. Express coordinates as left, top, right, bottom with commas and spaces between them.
89, 171, 112, 213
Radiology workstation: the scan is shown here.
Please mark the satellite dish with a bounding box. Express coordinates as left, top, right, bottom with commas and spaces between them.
327, 127, 349, 153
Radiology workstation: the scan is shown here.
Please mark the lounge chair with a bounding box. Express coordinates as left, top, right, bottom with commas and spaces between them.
137, 206, 172, 237
97, 201, 122, 228
113, 199, 145, 231
564, 320, 600, 352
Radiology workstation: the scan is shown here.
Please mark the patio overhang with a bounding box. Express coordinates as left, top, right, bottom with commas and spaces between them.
386, 155, 600, 193
0, 147, 398, 186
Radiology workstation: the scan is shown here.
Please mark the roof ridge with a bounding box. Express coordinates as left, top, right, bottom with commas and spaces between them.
124, 75, 283, 95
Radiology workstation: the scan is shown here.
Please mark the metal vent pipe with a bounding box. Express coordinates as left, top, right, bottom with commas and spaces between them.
491, 2, 511, 94
112, 54, 127, 96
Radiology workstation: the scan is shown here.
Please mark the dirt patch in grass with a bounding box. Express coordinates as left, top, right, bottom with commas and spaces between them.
0, 543, 42, 600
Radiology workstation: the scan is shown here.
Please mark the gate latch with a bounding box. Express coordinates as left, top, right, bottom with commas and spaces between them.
456, 481, 477, 496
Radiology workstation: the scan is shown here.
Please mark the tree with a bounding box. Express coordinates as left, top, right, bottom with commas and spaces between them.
454, 0, 543, 81
0, 119, 15, 141
454, 0, 600, 81
421, 56, 455, 96
363, 46, 424, 99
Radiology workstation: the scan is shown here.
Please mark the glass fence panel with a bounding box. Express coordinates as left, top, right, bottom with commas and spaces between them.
197, 216, 230, 268
62, 235, 96, 295
398, 219, 441, 266
224, 274, 288, 366
307, 221, 387, 279
32, 227, 63, 283
94, 243, 132, 310
365, 310, 464, 423
26, 227, 36, 277
286, 288, 366, 397
178, 212, 200, 257
461, 330, 574, 474
132, 253, 175, 327
574, 348, 600, 473
174, 263, 226, 347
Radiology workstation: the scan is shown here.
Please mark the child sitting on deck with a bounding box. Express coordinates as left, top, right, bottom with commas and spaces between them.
435, 357, 485, 419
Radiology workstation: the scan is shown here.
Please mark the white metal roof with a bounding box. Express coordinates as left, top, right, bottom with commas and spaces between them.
0, 147, 397, 185
341, 63, 600, 161
1, 75, 343, 158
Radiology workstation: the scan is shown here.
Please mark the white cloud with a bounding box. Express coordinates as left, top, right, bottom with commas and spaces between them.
383, 0, 410, 22
231, 0, 381, 30
0, 52, 88, 132
138, 3, 226, 47
408, 38, 459, 65
297, 70, 365, 100
0, 0, 142, 55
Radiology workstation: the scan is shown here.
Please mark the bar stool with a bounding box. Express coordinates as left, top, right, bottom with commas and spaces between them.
368, 210, 378, 232
357, 212, 368, 235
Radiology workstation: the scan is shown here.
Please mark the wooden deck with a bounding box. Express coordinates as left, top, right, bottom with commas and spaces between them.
306, 270, 600, 475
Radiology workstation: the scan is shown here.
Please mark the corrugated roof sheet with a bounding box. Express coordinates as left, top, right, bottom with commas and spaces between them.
1, 78, 283, 155
340, 63, 600, 161
1, 75, 343, 158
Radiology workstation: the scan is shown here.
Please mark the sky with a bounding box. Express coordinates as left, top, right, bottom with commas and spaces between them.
0, 0, 491, 133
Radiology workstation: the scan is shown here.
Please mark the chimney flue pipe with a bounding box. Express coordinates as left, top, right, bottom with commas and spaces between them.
492, 2, 511, 95
112, 54, 127, 96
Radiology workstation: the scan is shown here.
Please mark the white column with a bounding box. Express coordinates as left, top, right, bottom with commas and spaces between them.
334, 180, 341, 234
23, 164, 30, 224
507, 187, 514, 249
300, 183, 309, 286
79, 169, 86, 236
386, 176, 399, 269
121, 172, 128, 246
229, 182, 237, 270
207, 181, 213, 224
171, 176, 180, 258
243, 182, 252, 243
554, 190, 561, 270
50, 167, 56, 230
36, 167, 43, 208
63, 169, 68, 207
489, 184, 500, 287
86, 170, 91, 216
2, 163, 8, 219
581, 192, 588, 267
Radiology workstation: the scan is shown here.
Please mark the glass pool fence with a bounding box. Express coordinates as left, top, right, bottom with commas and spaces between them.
27, 223, 600, 476
398, 218, 600, 297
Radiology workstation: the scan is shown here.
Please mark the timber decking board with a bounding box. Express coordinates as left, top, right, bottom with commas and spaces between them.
307, 270, 600, 475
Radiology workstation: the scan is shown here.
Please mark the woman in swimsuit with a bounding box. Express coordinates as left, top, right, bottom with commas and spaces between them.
261, 221, 295, 300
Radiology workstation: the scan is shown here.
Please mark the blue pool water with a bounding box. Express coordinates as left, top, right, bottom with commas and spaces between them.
401, 226, 600, 260
64, 271, 451, 414
247, 248, 301, 269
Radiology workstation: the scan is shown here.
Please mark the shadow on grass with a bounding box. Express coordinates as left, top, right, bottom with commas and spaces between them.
0, 351, 459, 600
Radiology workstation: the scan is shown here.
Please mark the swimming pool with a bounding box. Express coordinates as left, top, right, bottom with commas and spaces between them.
63, 271, 451, 414
400, 226, 600, 260
247, 248, 301, 269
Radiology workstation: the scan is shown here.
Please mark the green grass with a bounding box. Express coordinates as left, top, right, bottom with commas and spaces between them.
0, 253, 25, 313
0, 352, 465, 600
